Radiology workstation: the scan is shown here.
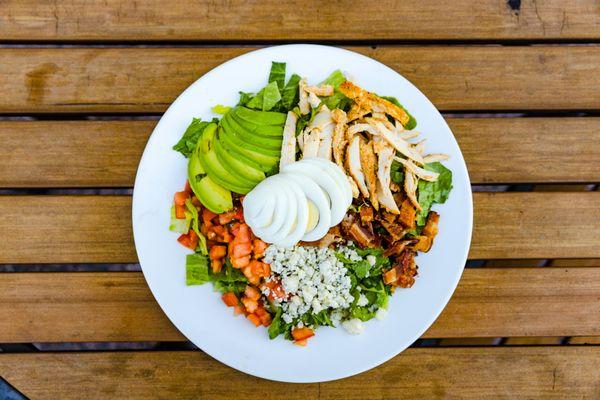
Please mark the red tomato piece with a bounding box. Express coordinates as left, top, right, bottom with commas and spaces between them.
221, 292, 238, 307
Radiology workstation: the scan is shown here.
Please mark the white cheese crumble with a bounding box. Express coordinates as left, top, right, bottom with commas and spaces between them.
342, 318, 365, 335
357, 294, 369, 307
375, 308, 388, 320
263, 245, 355, 324
366, 255, 377, 266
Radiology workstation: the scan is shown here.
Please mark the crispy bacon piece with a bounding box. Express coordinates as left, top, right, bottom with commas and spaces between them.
422, 211, 440, 238
383, 239, 417, 257
359, 205, 374, 223
380, 219, 407, 242
396, 251, 418, 288
348, 222, 376, 248
399, 198, 416, 229
412, 235, 432, 252
300, 226, 342, 248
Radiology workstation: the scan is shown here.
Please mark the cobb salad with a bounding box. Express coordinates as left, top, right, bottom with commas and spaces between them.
170, 62, 452, 346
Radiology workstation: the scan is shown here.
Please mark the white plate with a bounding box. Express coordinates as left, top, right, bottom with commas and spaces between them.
132, 44, 473, 383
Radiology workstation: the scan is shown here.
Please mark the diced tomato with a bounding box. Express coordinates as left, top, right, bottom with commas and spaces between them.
202, 209, 217, 226
174, 191, 189, 206
209, 245, 227, 260
191, 196, 201, 207
242, 266, 260, 285
294, 339, 308, 347
188, 230, 199, 250
383, 268, 398, 285
211, 258, 223, 274
259, 313, 272, 327
254, 306, 268, 317
233, 207, 244, 222
184, 180, 192, 194
221, 292, 238, 307
250, 260, 270, 277
252, 239, 268, 258
241, 297, 258, 313
233, 305, 245, 316
206, 230, 217, 240
175, 204, 187, 219
236, 224, 251, 243
231, 255, 251, 269
230, 222, 241, 237
244, 285, 261, 301
263, 279, 286, 300
291, 327, 315, 341
232, 242, 252, 258
218, 211, 237, 225
247, 313, 261, 327
177, 234, 191, 249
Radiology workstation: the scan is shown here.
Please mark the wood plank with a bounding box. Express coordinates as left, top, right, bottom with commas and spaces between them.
505, 337, 564, 345
0, 193, 598, 263
1, 46, 599, 113
0, 347, 598, 399
1, 0, 599, 41
568, 336, 600, 344
550, 258, 600, 267
0, 268, 598, 342
1, 118, 598, 188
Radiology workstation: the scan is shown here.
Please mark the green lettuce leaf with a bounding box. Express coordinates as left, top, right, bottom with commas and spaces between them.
380, 96, 417, 130
168, 205, 191, 234
268, 62, 286, 90
319, 70, 350, 110
246, 81, 282, 111
184, 199, 207, 255
390, 159, 405, 184
211, 104, 231, 115
185, 253, 210, 285
416, 162, 453, 225
267, 308, 284, 339
237, 91, 253, 106
172, 118, 211, 158
210, 260, 248, 294
280, 73, 301, 111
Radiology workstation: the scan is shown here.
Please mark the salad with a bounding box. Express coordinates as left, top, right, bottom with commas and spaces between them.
169, 62, 452, 346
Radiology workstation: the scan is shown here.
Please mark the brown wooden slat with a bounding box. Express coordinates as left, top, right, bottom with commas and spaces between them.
1, 46, 599, 113
1, 0, 599, 41
568, 336, 600, 344
550, 258, 600, 267
1, 118, 598, 188
1, 347, 598, 399
1, 193, 598, 263
1, 268, 598, 342
505, 337, 564, 345
438, 338, 500, 346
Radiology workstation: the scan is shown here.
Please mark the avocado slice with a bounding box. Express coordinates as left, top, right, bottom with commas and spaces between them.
234, 106, 287, 126
198, 124, 254, 194
213, 136, 265, 185
221, 116, 282, 155
223, 113, 283, 149
230, 111, 285, 138
191, 174, 233, 214
217, 127, 279, 172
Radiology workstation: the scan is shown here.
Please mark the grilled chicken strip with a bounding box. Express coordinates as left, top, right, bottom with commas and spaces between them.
298, 78, 310, 115
346, 135, 370, 198
339, 81, 410, 126
279, 112, 298, 170
374, 139, 400, 214
360, 139, 379, 210
331, 108, 348, 169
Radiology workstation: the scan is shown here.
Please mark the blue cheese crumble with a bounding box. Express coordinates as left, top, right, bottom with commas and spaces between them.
263, 245, 355, 324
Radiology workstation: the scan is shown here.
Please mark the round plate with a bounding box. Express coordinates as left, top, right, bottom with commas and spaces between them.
132, 44, 473, 383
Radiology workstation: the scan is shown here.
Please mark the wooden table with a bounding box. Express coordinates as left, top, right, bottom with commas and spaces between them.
0, 1, 599, 398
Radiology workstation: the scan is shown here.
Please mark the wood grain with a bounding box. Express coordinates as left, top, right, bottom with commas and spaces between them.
1, 118, 598, 188
1, 46, 599, 113
1, 348, 598, 399
1, 0, 599, 41
568, 336, 600, 344
504, 337, 563, 345
0, 268, 598, 342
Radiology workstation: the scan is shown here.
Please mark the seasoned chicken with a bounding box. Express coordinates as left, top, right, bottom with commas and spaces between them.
302, 128, 320, 158
309, 106, 335, 160
404, 170, 422, 210
305, 84, 334, 97
298, 78, 310, 115
346, 135, 370, 198
360, 139, 379, 210
413, 139, 426, 156
331, 108, 348, 169
374, 140, 400, 214
346, 123, 378, 139
394, 120, 420, 140
308, 92, 321, 109
423, 153, 450, 163
347, 103, 369, 121
394, 156, 439, 182
279, 112, 298, 169
367, 119, 424, 165
339, 81, 410, 126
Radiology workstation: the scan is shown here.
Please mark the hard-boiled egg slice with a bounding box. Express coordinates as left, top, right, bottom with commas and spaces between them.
283, 172, 331, 242
302, 157, 353, 207
275, 178, 309, 248
266, 182, 299, 244
283, 159, 350, 226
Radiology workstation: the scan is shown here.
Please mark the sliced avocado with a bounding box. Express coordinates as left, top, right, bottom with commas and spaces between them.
233, 106, 287, 126
221, 116, 282, 155
213, 136, 265, 185
230, 111, 284, 138
217, 127, 279, 173
197, 124, 254, 194
192, 175, 233, 214
223, 113, 283, 149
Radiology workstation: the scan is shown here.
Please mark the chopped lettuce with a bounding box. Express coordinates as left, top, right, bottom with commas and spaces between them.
211, 104, 231, 115
267, 308, 284, 339
169, 205, 191, 234
246, 81, 282, 111
280, 73, 301, 111
185, 253, 210, 285
268, 62, 286, 90
237, 91, 253, 106
380, 96, 417, 130
416, 162, 453, 225
184, 199, 207, 255
390, 159, 405, 184
172, 118, 212, 158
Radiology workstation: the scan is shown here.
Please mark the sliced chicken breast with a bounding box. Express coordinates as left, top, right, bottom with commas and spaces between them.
279, 111, 298, 169
346, 135, 370, 198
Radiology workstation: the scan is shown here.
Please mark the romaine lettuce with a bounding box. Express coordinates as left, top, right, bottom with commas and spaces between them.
246, 81, 282, 111
185, 253, 210, 285
184, 199, 207, 255
280, 73, 301, 111
169, 205, 191, 234
416, 162, 453, 225
172, 118, 211, 158
268, 62, 286, 90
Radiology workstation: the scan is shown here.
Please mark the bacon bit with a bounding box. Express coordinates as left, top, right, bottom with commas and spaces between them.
359, 205, 374, 223
412, 235, 432, 252
383, 239, 417, 258
379, 219, 407, 242
348, 222, 376, 248
396, 251, 418, 288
